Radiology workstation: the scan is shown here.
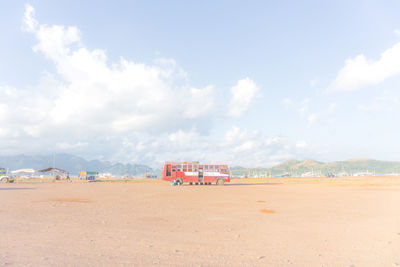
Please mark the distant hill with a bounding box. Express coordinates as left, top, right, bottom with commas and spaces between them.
231, 159, 400, 176
2, 155, 399, 177
0, 154, 152, 176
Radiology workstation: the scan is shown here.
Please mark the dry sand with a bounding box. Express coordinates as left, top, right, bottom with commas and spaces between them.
1, 177, 400, 266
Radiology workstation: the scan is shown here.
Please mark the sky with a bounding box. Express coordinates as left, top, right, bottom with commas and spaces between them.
1, 1, 400, 168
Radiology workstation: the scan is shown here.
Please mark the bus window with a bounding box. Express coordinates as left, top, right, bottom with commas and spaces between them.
172, 165, 177, 172
183, 164, 188, 172
166, 165, 171, 177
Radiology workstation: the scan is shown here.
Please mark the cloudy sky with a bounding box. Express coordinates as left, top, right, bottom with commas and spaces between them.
1, 1, 400, 167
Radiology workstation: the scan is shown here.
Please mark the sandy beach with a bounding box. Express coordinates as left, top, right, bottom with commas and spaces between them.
1, 177, 400, 266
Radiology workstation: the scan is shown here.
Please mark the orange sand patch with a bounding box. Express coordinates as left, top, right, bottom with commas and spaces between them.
44, 198, 92, 203
260, 209, 276, 214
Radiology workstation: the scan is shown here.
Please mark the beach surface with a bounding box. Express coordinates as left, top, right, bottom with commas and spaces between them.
1, 177, 400, 266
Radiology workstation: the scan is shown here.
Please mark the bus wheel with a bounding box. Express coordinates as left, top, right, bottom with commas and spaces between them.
216, 179, 225, 185
176, 178, 183, 185
189, 182, 193, 185
195, 182, 198, 185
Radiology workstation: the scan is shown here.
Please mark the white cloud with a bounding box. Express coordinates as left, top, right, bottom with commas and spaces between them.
265, 136, 280, 146
307, 113, 319, 124
282, 98, 292, 108
133, 141, 145, 152
168, 129, 200, 146
327, 42, 400, 92
232, 141, 255, 153
196, 127, 308, 166
284, 97, 335, 126
220, 126, 310, 167
3, 5, 219, 139
394, 29, 400, 37
110, 126, 312, 168
310, 79, 318, 87
329, 102, 337, 111
22, 4, 38, 32
298, 98, 310, 116
227, 78, 260, 118
357, 93, 400, 112
296, 141, 307, 148
0, 5, 224, 159
56, 142, 88, 150
0, 5, 312, 168
357, 104, 376, 112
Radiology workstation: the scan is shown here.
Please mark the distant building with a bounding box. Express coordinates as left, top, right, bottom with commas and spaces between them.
79, 171, 99, 180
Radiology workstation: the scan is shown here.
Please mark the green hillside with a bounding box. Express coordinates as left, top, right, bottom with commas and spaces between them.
231, 159, 400, 177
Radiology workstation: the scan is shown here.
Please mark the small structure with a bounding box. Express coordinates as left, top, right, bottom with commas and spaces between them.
79, 171, 99, 180
145, 169, 157, 178
11, 169, 36, 178
11, 169, 35, 174
38, 167, 68, 180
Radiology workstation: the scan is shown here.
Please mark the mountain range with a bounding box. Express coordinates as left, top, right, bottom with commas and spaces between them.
2, 154, 400, 177
231, 159, 400, 176
0, 154, 152, 176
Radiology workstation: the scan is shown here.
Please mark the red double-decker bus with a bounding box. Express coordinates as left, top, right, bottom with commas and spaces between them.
162, 162, 230, 185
